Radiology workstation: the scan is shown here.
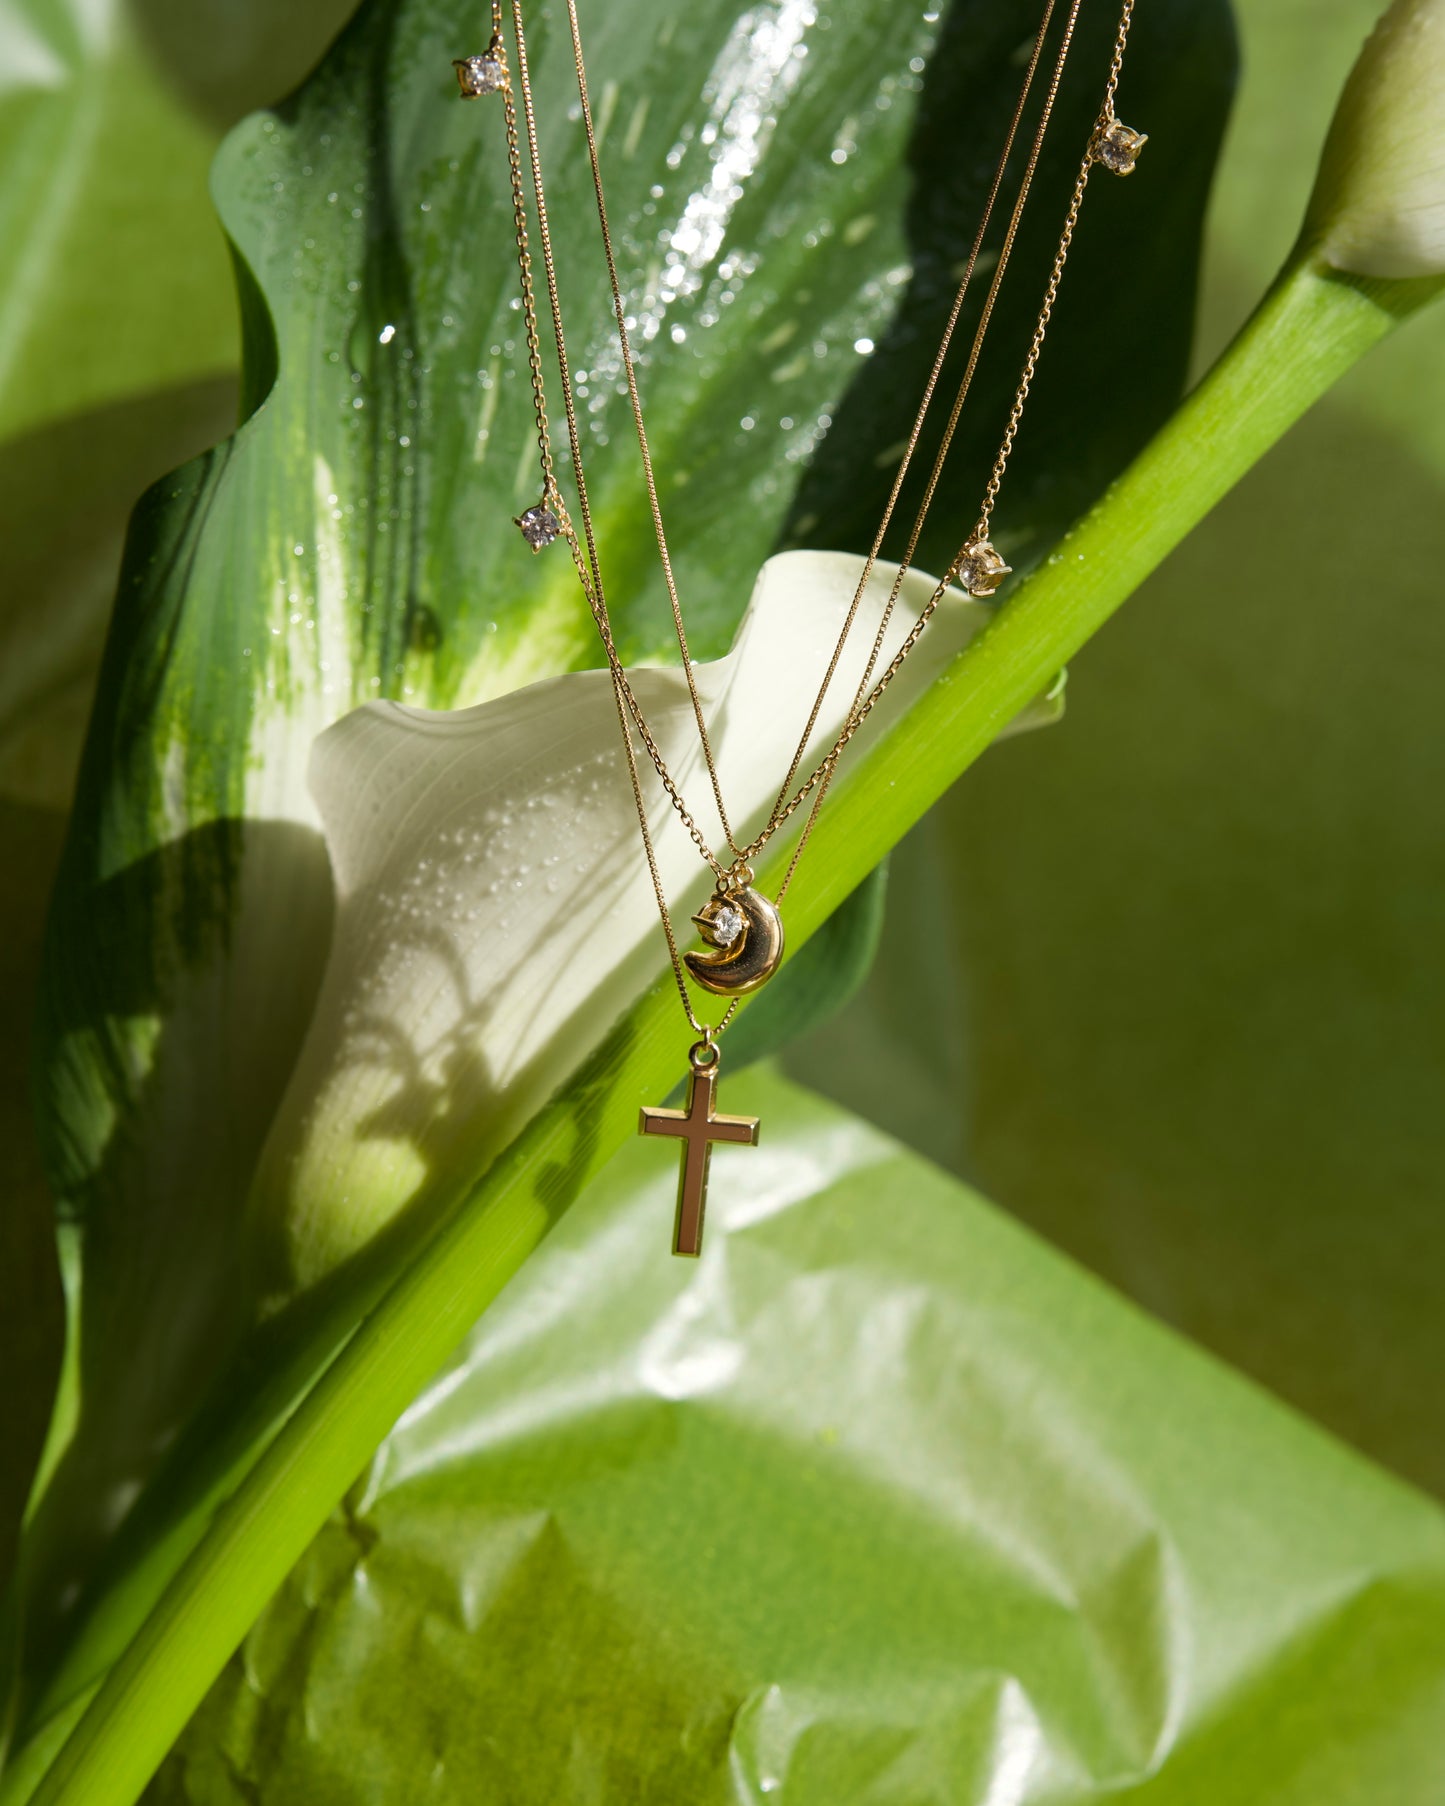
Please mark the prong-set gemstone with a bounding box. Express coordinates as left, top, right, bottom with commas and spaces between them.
1090, 114, 1147, 175
453, 53, 507, 98
955, 538, 1012, 598
703, 902, 744, 949
515, 500, 563, 550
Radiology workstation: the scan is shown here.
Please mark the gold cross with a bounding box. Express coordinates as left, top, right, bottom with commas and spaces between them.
640, 1060, 759, 1257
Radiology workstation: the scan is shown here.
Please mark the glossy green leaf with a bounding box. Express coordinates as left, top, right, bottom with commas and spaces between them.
0, 0, 238, 1601
0, 0, 223, 452
0, 0, 358, 808
0, 801, 66, 1601
0, 0, 356, 1602
149, 1068, 1445, 1805
785, 0, 1237, 582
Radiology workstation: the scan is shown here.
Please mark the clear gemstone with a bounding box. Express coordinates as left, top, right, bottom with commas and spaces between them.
1092, 120, 1146, 175
956, 539, 1011, 598
455, 55, 505, 97
516, 502, 562, 549
710, 905, 744, 947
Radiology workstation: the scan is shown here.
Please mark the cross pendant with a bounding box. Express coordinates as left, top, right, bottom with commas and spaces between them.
639, 1048, 759, 1257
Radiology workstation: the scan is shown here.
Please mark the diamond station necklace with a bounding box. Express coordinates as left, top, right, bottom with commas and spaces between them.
452, 0, 1144, 1254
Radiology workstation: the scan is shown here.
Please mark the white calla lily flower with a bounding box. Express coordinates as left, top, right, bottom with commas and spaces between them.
248, 551, 1061, 1292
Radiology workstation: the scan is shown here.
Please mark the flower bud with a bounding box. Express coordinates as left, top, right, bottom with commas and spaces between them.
1307, 0, 1445, 279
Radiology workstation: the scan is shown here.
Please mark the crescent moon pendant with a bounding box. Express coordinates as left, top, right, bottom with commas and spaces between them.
683, 886, 785, 997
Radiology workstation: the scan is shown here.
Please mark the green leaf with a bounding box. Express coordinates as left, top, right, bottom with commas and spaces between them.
151, 1068, 1445, 1806
0, 0, 355, 1603
784, 0, 1238, 579
0, 801, 66, 1600
0, 0, 239, 1603
0, 0, 364, 806
0, 0, 223, 452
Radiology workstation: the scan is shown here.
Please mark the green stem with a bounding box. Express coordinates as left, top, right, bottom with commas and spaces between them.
15, 256, 1439, 1806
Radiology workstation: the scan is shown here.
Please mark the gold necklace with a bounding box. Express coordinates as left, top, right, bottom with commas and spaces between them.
453, 0, 1144, 1253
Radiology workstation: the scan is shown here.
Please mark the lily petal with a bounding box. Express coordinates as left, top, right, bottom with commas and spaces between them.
250, 552, 1061, 1292
1308, 0, 1445, 279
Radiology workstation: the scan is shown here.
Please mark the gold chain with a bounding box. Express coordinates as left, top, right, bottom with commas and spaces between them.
492, 2, 556, 505
767, 0, 1088, 884
781, 0, 1138, 901
495, 3, 733, 886
467, 0, 1141, 1039
501, 4, 725, 1032
558, 0, 745, 862
976, 4, 1136, 542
